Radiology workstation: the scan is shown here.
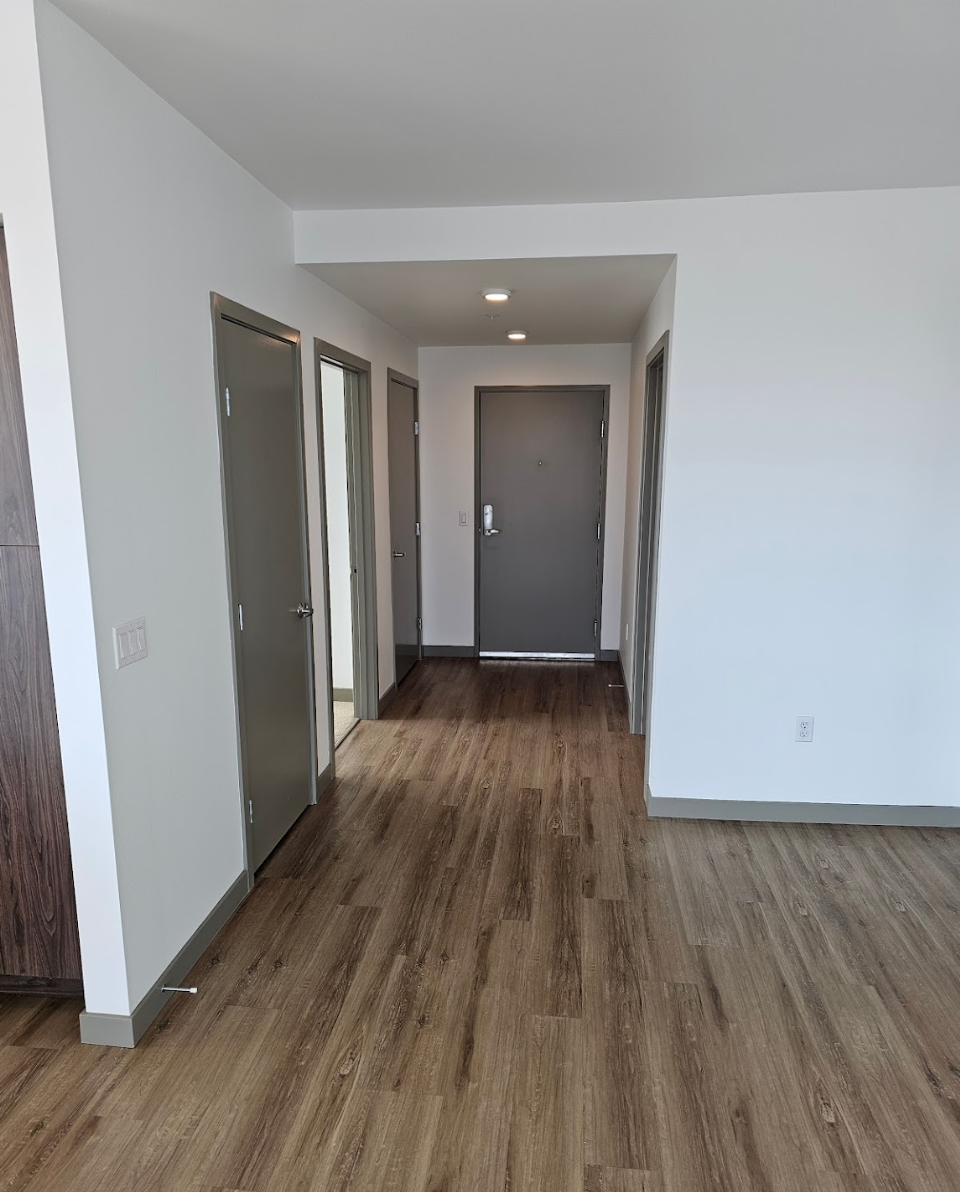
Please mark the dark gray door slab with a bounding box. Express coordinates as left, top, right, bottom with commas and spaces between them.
632, 338, 668, 735
218, 310, 315, 871
477, 388, 605, 658
387, 373, 421, 684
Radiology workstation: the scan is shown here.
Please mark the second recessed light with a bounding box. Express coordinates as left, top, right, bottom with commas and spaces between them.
482, 288, 512, 303
507, 330, 527, 342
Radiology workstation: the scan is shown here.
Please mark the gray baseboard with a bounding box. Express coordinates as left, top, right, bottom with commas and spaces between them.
317, 760, 333, 797
378, 682, 397, 715
422, 645, 477, 658
79, 871, 250, 1048
332, 687, 353, 702
647, 793, 960, 828
598, 649, 619, 663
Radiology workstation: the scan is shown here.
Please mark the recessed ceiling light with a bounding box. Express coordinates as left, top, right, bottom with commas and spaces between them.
482, 288, 512, 303
507, 330, 527, 342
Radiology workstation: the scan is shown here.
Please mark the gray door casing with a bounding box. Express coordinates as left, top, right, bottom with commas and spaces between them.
212, 295, 317, 878
315, 341, 380, 776
475, 386, 609, 659
630, 333, 669, 736
387, 370, 422, 685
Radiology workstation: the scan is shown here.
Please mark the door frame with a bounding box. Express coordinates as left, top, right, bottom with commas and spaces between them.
629, 332, 670, 736
211, 293, 318, 885
315, 341, 379, 779
473, 384, 611, 661
387, 367, 423, 681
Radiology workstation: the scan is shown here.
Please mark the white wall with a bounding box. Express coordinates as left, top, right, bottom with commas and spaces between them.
417, 344, 632, 651
619, 262, 677, 695
35, 0, 416, 1013
319, 362, 354, 693
0, 0, 127, 1015
299, 186, 960, 810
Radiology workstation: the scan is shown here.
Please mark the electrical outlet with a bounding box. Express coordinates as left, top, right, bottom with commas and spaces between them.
795, 715, 814, 743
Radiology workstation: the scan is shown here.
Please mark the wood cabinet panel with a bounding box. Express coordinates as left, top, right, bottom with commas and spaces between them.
0, 228, 39, 547
0, 545, 81, 984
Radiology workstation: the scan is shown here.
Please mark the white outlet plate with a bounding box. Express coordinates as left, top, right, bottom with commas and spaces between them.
795, 715, 814, 743
114, 617, 147, 669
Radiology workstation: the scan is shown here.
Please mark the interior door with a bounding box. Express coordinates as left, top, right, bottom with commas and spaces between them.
217, 306, 316, 871
634, 350, 666, 733
478, 388, 605, 657
387, 374, 421, 684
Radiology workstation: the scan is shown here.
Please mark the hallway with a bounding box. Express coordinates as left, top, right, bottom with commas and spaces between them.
3, 659, 960, 1190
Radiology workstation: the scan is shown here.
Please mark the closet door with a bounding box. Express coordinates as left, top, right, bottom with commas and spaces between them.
0, 228, 81, 994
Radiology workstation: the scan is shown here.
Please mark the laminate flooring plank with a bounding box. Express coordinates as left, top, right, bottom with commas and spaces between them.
508, 1014, 584, 1192
584, 1170, 663, 1192
483, 787, 541, 923
524, 834, 583, 1018
582, 897, 660, 1171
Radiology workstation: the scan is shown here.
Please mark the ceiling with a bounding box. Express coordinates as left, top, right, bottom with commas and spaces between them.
307, 257, 674, 346
52, 0, 960, 211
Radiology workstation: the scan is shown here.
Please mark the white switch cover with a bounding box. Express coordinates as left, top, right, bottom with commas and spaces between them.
114, 617, 147, 669
459, 510, 470, 526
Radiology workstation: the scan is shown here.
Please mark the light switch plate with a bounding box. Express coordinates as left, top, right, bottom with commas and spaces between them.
459, 510, 470, 526
114, 617, 147, 669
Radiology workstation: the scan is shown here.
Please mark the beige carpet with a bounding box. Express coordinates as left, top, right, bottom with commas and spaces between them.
333, 700, 358, 746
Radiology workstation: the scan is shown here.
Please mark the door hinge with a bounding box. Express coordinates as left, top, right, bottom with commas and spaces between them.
238, 602, 244, 631
225, 387, 231, 417
415, 521, 421, 537
600, 418, 605, 439
417, 617, 422, 634
248, 799, 254, 823
597, 523, 602, 541
413, 420, 419, 436
594, 619, 598, 638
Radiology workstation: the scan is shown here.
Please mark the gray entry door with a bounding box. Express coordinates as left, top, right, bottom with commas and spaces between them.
387, 375, 421, 684
478, 388, 605, 657
218, 310, 316, 871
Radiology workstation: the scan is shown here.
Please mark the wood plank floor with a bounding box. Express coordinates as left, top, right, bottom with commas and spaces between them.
3, 658, 960, 1190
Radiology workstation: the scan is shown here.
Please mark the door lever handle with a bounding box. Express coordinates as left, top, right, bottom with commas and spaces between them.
392, 550, 405, 558
481, 503, 501, 536
294, 603, 314, 618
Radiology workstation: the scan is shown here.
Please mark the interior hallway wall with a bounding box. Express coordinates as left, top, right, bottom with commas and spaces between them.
417, 343, 632, 652
34, 0, 416, 1015
319, 362, 354, 694
298, 185, 960, 812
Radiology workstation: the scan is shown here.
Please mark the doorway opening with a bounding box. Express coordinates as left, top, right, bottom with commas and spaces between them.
475, 385, 609, 660
630, 333, 669, 736
387, 369, 423, 687
316, 342, 379, 762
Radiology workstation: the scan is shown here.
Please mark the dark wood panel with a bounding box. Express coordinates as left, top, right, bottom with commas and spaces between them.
0, 229, 39, 548
0, 660, 959, 1189
0, 974, 82, 998
0, 546, 81, 985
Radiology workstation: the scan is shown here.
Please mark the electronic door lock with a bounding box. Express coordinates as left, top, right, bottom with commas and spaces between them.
481, 503, 501, 536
